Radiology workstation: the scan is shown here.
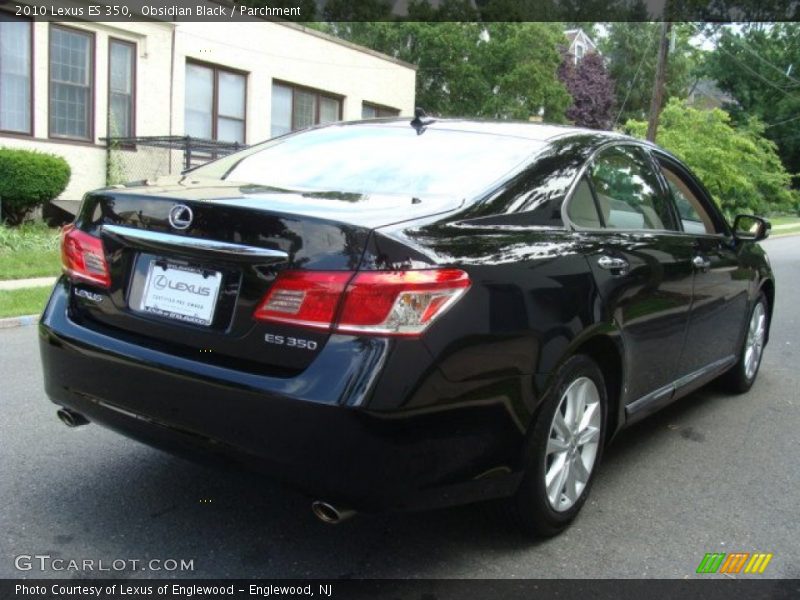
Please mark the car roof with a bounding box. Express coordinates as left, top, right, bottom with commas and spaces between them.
357, 117, 631, 143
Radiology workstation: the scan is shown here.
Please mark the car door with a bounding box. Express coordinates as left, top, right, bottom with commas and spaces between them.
654, 154, 751, 376
566, 144, 696, 407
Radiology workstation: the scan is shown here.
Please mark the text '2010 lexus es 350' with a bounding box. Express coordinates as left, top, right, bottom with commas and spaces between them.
40, 118, 774, 536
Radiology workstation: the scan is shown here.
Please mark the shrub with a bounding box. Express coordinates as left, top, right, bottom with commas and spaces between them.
0, 148, 71, 225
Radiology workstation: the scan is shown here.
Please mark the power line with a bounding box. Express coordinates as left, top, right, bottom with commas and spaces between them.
613, 25, 659, 128
723, 25, 800, 87
765, 114, 800, 129
687, 23, 800, 132
689, 23, 799, 100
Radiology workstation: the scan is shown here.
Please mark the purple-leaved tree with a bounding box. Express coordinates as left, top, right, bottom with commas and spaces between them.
558, 52, 616, 130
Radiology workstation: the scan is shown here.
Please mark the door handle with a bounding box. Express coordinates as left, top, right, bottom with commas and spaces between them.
693, 256, 711, 271
597, 255, 629, 271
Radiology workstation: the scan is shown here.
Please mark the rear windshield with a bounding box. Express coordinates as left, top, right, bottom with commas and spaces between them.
192, 124, 543, 197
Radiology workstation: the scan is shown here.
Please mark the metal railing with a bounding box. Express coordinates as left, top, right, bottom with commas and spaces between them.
103, 136, 247, 185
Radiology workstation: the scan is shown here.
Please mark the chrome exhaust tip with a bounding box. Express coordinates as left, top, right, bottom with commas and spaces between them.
57, 408, 89, 428
311, 501, 355, 524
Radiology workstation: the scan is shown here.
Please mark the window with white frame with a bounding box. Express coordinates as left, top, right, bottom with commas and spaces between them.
0, 14, 32, 134
574, 42, 585, 64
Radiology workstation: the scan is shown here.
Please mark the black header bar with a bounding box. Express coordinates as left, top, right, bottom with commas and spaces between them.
4, 579, 800, 600
1, 0, 799, 22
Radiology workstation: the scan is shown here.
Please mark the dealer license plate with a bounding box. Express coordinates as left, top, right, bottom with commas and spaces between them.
137, 261, 222, 326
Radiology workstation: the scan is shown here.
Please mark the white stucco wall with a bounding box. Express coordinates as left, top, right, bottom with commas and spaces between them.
173, 22, 417, 144
0, 18, 416, 201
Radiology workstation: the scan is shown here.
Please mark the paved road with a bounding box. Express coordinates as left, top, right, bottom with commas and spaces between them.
1, 237, 798, 579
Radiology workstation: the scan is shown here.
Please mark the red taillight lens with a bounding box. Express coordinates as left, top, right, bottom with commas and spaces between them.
337, 269, 470, 336
61, 224, 111, 288
253, 271, 351, 331
254, 269, 470, 337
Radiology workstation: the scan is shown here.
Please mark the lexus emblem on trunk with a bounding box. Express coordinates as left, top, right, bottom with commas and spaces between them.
168, 204, 193, 230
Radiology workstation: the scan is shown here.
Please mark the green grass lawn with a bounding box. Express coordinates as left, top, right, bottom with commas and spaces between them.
768, 215, 800, 236
0, 286, 52, 318
0, 223, 61, 280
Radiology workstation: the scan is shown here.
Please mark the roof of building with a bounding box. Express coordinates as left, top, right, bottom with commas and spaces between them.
564, 28, 598, 51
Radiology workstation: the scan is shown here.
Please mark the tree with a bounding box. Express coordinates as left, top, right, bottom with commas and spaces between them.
625, 99, 797, 216
600, 22, 700, 125
702, 23, 800, 187
322, 22, 570, 121
322, 0, 392, 21
558, 52, 616, 129
474, 0, 646, 22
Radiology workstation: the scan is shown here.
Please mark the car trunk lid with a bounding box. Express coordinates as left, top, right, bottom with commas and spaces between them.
68, 180, 460, 373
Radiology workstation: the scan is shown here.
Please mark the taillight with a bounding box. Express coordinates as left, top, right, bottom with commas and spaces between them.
61, 224, 111, 288
337, 269, 470, 336
253, 271, 351, 330
254, 269, 470, 337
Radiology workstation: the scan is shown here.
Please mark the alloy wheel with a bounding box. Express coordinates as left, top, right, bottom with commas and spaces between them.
544, 376, 602, 512
744, 301, 766, 381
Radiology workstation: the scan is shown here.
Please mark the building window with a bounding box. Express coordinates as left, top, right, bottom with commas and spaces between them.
270, 81, 341, 138
185, 61, 246, 144
108, 39, 135, 138
574, 42, 585, 64
49, 25, 94, 140
362, 103, 400, 119
0, 14, 32, 134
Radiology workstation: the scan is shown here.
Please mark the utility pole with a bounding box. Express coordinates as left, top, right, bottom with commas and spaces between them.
646, 22, 672, 142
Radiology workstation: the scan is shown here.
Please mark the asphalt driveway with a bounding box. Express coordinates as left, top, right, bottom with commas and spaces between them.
1, 236, 798, 579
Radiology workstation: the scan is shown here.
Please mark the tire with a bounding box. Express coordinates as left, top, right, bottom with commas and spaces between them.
502, 354, 607, 537
718, 293, 768, 394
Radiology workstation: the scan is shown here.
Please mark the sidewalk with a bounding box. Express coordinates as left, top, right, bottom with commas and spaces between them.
0, 276, 56, 291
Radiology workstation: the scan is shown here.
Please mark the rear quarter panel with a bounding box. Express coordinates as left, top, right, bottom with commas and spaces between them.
365, 220, 613, 434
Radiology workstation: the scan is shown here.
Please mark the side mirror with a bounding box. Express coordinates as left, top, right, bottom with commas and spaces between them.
733, 214, 770, 242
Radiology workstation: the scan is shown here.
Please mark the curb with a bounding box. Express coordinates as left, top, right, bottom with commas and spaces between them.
0, 276, 57, 291
0, 314, 40, 329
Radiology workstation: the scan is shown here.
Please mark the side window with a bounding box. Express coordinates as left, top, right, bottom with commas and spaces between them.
567, 177, 602, 228
659, 163, 716, 235
589, 146, 677, 231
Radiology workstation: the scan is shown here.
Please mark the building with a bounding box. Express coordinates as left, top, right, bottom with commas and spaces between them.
0, 10, 417, 203
687, 78, 736, 111
564, 28, 599, 65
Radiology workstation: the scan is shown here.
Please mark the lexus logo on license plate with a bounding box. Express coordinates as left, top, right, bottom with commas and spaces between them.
168, 204, 193, 230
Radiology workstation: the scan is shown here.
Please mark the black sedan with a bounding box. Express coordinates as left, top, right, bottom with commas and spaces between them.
40, 118, 773, 536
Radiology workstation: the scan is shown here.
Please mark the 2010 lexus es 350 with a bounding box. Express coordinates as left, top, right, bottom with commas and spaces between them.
40, 118, 774, 536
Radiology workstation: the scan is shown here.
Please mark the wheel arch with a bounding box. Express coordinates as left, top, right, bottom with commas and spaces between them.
759, 278, 775, 344
571, 333, 625, 443
535, 326, 626, 444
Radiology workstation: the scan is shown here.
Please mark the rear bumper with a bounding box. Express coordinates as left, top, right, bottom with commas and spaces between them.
39, 280, 524, 511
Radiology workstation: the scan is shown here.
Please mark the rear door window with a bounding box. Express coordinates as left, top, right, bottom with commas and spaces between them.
588, 145, 677, 231
658, 163, 717, 235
